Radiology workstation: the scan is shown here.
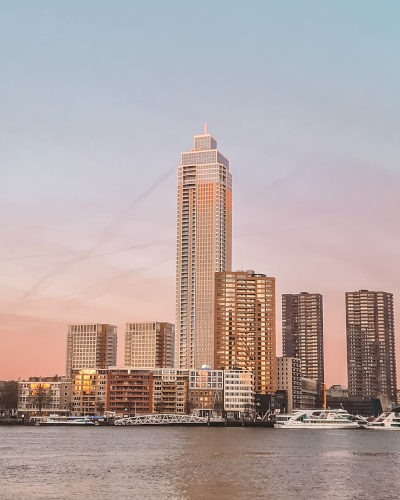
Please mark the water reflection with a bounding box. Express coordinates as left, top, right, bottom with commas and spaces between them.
0, 427, 400, 499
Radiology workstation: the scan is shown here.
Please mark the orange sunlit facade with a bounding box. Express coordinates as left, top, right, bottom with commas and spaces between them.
176, 126, 232, 369
215, 271, 276, 394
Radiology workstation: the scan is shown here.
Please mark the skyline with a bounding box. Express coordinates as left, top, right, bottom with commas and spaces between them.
1, 2, 400, 387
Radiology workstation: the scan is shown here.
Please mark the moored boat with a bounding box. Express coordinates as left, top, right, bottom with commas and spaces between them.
366, 406, 400, 430
39, 415, 95, 425
274, 409, 361, 429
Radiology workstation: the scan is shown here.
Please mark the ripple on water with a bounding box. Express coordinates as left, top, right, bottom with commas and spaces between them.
0, 427, 400, 500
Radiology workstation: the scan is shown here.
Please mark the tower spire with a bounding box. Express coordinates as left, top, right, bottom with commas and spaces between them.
204, 123, 207, 135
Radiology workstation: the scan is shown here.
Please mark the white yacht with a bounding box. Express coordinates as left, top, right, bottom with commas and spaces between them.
39, 415, 95, 425
366, 406, 400, 430
274, 409, 360, 429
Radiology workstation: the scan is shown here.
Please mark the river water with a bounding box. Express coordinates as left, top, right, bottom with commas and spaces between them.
1, 426, 400, 499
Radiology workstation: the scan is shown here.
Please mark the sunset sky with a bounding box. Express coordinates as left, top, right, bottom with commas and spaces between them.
1, 1, 400, 386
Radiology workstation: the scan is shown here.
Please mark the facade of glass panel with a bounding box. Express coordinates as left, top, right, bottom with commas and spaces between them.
176, 129, 232, 369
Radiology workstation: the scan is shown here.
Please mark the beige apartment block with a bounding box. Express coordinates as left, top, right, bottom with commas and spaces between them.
276, 357, 301, 413
176, 127, 232, 370
124, 322, 175, 368
18, 376, 72, 417
71, 369, 108, 416
66, 323, 117, 377
151, 369, 189, 414
215, 270, 276, 394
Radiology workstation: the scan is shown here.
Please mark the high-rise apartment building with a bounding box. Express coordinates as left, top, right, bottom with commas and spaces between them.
124, 322, 175, 368
176, 126, 232, 369
215, 270, 276, 394
66, 324, 117, 377
276, 357, 301, 413
282, 293, 324, 389
346, 290, 397, 401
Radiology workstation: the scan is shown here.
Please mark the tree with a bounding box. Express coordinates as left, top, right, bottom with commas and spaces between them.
154, 400, 165, 414
243, 402, 254, 420
0, 381, 18, 415
95, 400, 105, 416
184, 398, 194, 415
29, 384, 53, 415
212, 392, 224, 416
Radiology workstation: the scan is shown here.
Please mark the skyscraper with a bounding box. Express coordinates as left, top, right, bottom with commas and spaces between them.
282, 292, 324, 389
346, 290, 397, 401
66, 323, 117, 377
176, 126, 232, 369
214, 270, 276, 394
124, 322, 175, 368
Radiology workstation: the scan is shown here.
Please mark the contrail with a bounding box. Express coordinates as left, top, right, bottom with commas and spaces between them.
0, 252, 71, 263
22, 167, 175, 299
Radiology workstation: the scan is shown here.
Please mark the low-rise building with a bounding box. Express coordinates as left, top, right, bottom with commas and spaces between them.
72, 369, 108, 416
327, 385, 348, 398
223, 369, 254, 418
276, 357, 301, 413
189, 369, 224, 417
18, 377, 72, 418
301, 377, 318, 408
152, 369, 189, 414
107, 368, 153, 417
255, 391, 288, 416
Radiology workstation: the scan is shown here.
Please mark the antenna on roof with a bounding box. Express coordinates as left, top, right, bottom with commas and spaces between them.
204, 123, 207, 135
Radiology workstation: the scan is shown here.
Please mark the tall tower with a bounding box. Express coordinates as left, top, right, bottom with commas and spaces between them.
176, 126, 232, 369
282, 292, 324, 389
346, 290, 397, 401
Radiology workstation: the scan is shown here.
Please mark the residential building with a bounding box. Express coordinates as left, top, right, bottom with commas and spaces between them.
151, 369, 189, 414
124, 322, 175, 368
223, 369, 254, 418
189, 369, 224, 417
176, 126, 232, 370
18, 376, 72, 417
66, 323, 117, 377
301, 377, 318, 408
215, 270, 276, 393
346, 290, 397, 402
276, 357, 301, 413
282, 292, 324, 390
72, 369, 108, 416
327, 385, 348, 398
107, 368, 153, 417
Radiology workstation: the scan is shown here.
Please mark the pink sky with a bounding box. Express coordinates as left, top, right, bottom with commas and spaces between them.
1, 158, 400, 387
1, 2, 400, 387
